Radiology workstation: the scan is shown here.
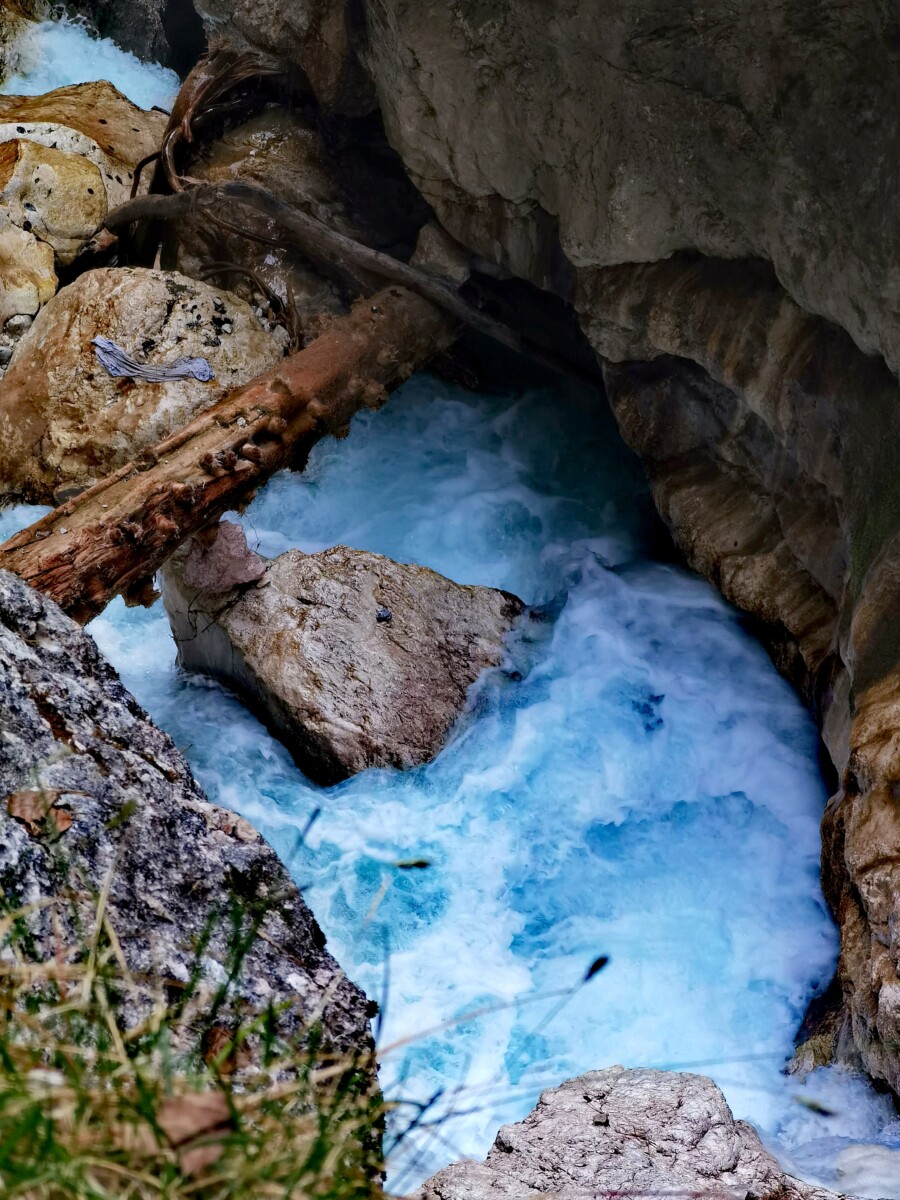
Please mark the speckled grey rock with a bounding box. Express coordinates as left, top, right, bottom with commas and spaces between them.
408, 1068, 843, 1200
0, 568, 370, 1054
161, 525, 523, 784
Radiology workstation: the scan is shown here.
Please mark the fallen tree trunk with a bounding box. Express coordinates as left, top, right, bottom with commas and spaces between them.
0, 286, 455, 623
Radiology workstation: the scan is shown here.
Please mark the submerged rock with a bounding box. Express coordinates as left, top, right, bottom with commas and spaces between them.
162, 523, 523, 784
0, 266, 288, 503
409, 1067, 841, 1200
0, 567, 370, 1052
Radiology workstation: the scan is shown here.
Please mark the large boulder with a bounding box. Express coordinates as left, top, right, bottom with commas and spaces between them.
0, 82, 169, 364
0, 567, 370, 1051
161, 523, 523, 784
408, 1067, 842, 1200
0, 266, 288, 503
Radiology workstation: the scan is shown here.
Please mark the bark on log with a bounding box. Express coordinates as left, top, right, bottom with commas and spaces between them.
0, 286, 456, 623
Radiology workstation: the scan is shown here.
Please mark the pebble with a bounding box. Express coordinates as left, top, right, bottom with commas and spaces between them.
5, 314, 32, 337
376, 606, 393, 623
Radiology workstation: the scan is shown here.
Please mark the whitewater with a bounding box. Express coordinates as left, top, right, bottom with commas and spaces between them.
2, 17, 899, 1196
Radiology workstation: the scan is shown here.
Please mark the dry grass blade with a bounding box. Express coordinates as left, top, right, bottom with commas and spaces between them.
0, 892, 382, 1200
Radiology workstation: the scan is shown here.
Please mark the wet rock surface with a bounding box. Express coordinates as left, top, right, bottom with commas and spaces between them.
175, 105, 357, 337
408, 1067, 842, 1200
162, 524, 524, 784
0, 266, 288, 502
0, 567, 370, 1050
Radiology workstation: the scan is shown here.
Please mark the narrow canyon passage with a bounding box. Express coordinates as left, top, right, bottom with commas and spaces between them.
2, 13, 900, 1199
5, 370, 896, 1188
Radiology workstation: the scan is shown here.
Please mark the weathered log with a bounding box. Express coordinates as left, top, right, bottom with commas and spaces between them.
0, 286, 455, 623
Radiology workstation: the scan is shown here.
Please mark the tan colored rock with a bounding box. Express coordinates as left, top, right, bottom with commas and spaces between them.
409, 1067, 841, 1200
0, 81, 168, 208
0, 210, 55, 325
0, 138, 106, 264
176, 106, 357, 333
0, 267, 288, 503
162, 525, 523, 784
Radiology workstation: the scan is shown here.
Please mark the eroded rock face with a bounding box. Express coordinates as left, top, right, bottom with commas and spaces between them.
576, 255, 900, 1094
162, 524, 523, 783
364, 2, 900, 377
408, 1067, 841, 1200
0, 266, 288, 503
0, 567, 370, 1052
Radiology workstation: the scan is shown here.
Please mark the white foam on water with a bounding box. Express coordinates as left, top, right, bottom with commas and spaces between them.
0, 20, 897, 1190
33, 375, 889, 1194
1, 17, 178, 110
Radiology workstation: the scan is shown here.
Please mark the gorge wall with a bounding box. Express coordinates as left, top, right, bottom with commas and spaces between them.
73, 0, 900, 1100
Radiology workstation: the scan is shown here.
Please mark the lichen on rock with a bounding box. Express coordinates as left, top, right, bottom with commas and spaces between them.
0, 567, 370, 1052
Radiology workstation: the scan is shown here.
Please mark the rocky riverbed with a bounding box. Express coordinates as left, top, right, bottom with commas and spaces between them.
1, 3, 899, 1198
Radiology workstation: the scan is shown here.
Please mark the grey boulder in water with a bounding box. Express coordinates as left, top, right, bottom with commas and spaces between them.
408, 1067, 843, 1200
162, 522, 523, 784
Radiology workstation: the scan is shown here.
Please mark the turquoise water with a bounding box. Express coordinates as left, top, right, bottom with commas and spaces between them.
2, 17, 899, 1195
1, 17, 178, 109
78, 378, 900, 1191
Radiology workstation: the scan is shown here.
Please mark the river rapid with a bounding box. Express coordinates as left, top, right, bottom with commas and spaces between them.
3, 17, 899, 1196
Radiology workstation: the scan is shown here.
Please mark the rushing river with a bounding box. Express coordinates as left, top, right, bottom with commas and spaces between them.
2, 16, 900, 1196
